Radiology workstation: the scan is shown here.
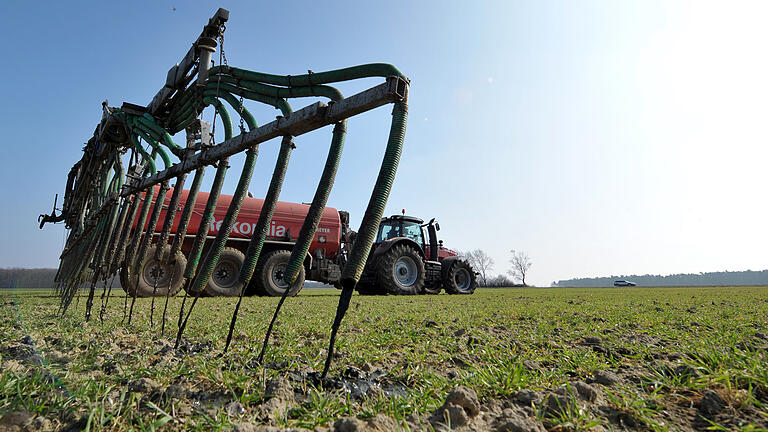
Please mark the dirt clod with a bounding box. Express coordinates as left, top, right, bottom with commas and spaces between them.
333, 417, 365, 432
698, 390, 726, 417
128, 377, 159, 394
0, 411, 33, 427
593, 370, 620, 386
265, 376, 294, 401
493, 408, 546, 432
443, 386, 480, 417
572, 380, 598, 402
516, 389, 540, 405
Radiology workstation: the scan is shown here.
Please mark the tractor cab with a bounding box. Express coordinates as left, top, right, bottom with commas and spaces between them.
375, 214, 456, 261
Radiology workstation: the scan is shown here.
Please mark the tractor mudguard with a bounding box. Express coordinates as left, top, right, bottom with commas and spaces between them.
368, 237, 425, 264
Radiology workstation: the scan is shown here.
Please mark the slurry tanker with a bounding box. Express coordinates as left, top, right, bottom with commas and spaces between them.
122, 188, 477, 297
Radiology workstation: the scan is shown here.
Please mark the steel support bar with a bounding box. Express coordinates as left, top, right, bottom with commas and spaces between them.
127, 76, 408, 194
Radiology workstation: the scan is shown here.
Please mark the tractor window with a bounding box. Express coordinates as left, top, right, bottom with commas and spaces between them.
376, 221, 401, 243
402, 221, 424, 245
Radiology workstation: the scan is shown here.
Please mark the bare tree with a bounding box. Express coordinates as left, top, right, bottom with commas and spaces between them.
463, 249, 494, 286
507, 249, 532, 286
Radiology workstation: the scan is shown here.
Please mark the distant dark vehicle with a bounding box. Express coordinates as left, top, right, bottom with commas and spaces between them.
614, 280, 637, 287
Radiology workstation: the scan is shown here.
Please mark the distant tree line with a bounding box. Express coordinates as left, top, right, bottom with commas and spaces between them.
553, 270, 768, 287
0, 268, 115, 289
0, 268, 58, 288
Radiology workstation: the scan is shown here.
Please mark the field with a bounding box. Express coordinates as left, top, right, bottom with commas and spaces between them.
1, 286, 767, 431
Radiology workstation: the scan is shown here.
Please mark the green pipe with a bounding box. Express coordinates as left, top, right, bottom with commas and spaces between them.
183, 157, 229, 282
132, 181, 170, 280
233, 136, 293, 354
139, 114, 183, 156
129, 135, 157, 174
132, 121, 179, 161
213, 90, 258, 129
192, 93, 258, 292
282, 120, 346, 285
203, 85, 292, 116
101, 194, 128, 278
237, 135, 294, 285
169, 167, 205, 261
189, 98, 257, 292
210, 63, 405, 87
123, 187, 157, 283
202, 96, 233, 141
154, 173, 187, 262
107, 194, 138, 276
132, 127, 171, 170
212, 74, 343, 101
323, 101, 408, 378
190, 147, 257, 293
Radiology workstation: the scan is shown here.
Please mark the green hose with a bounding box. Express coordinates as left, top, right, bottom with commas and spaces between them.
210, 63, 405, 86
190, 148, 257, 293
169, 168, 205, 261
282, 120, 347, 285
132, 127, 171, 170
123, 187, 157, 279
154, 173, 187, 261
189, 95, 258, 293
139, 114, 183, 156
238, 135, 294, 285
204, 84, 293, 115
323, 101, 408, 378
129, 135, 157, 174
211, 74, 343, 101
132, 181, 170, 278
182, 100, 233, 282
106, 194, 136, 276
183, 157, 229, 282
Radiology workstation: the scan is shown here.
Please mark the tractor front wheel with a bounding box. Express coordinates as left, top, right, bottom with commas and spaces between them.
376, 244, 425, 295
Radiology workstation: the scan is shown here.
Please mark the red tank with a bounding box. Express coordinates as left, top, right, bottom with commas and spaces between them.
159, 189, 342, 258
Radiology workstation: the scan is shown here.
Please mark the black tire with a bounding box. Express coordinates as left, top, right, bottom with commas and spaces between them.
254, 250, 305, 297
376, 244, 425, 295
423, 282, 442, 295
120, 245, 187, 298
203, 247, 246, 297
356, 281, 384, 295
443, 259, 477, 295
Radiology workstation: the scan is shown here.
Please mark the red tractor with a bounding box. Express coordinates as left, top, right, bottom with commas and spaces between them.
354, 214, 477, 295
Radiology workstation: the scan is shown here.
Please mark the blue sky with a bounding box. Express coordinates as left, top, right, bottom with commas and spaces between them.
1, 1, 766, 286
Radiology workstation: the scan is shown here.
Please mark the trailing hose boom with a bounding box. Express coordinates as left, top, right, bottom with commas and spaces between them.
40, 8, 410, 376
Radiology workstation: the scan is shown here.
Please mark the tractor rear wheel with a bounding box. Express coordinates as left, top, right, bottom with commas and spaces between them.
376, 244, 425, 295
120, 245, 187, 297
254, 250, 305, 297
203, 247, 245, 297
443, 259, 477, 294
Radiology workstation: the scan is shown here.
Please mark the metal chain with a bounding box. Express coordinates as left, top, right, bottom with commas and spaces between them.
219, 26, 228, 66
238, 95, 245, 133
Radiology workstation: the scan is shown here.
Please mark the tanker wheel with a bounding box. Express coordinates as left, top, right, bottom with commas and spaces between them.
376, 244, 425, 295
121, 245, 187, 298
254, 250, 305, 297
203, 247, 246, 297
443, 259, 477, 295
